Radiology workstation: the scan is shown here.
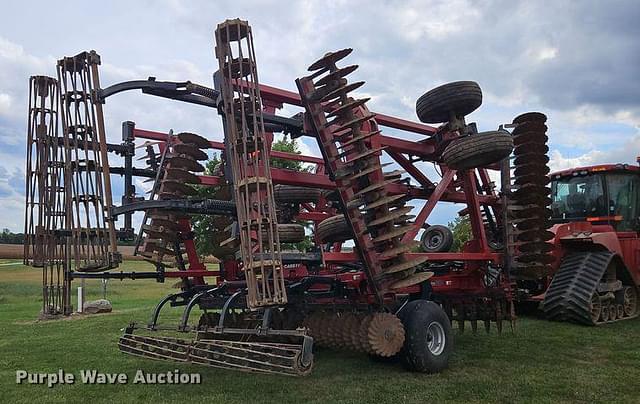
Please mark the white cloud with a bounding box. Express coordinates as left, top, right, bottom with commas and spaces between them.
537, 47, 559, 61
0, 93, 11, 116
391, 0, 482, 41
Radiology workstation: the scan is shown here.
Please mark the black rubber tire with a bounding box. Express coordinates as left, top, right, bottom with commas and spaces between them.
420, 225, 454, 253
260, 224, 305, 243
442, 131, 513, 170
274, 185, 322, 204
316, 215, 353, 243
275, 224, 306, 243
416, 81, 482, 124
398, 300, 453, 373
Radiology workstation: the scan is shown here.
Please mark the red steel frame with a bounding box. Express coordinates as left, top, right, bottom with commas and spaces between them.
129, 83, 507, 297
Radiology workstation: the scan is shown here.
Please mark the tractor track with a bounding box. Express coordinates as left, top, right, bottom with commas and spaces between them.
543, 251, 638, 325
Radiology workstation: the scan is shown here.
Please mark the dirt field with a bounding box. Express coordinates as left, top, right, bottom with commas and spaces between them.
0, 244, 218, 263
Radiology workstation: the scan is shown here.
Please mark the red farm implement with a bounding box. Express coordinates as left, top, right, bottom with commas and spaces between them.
24, 19, 562, 375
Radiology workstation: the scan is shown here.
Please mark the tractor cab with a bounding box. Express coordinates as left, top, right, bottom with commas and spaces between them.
550, 164, 640, 231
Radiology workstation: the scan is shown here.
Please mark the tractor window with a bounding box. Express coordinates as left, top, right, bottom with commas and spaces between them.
605, 173, 640, 231
551, 174, 607, 220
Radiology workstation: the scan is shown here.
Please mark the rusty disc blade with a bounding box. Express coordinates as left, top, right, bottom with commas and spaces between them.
511, 194, 552, 206
315, 64, 359, 87
164, 167, 201, 184
338, 130, 381, 148
513, 217, 549, 231
366, 313, 405, 357
513, 173, 550, 186
513, 112, 547, 125
380, 256, 429, 275
513, 184, 551, 197
167, 156, 205, 172
368, 206, 413, 227
345, 146, 387, 165
173, 144, 209, 160
354, 178, 396, 196
512, 121, 548, 136
513, 131, 548, 146
161, 180, 198, 196
516, 229, 554, 242
509, 206, 552, 219
514, 143, 549, 156
177, 132, 211, 149
378, 241, 419, 260
372, 225, 414, 244
331, 113, 376, 133
366, 194, 406, 210
515, 252, 555, 264
337, 161, 389, 182
308, 48, 353, 71
390, 271, 434, 289
513, 153, 550, 167
149, 218, 181, 232
513, 165, 551, 179
326, 97, 370, 118
321, 81, 365, 103
518, 241, 554, 253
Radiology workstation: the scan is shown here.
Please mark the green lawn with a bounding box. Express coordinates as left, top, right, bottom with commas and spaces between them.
1, 260, 639, 404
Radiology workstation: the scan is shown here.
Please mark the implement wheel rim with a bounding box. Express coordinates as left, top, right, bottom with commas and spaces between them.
426, 321, 446, 356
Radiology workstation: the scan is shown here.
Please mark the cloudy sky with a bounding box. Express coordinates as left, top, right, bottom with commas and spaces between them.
1, 0, 638, 232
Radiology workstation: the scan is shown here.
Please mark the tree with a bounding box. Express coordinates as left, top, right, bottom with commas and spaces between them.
191, 136, 313, 256
270, 135, 311, 172
0, 228, 24, 244
191, 154, 229, 257
447, 215, 472, 252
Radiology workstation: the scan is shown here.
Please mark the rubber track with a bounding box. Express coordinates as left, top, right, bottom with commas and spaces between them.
543, 251, 613, 325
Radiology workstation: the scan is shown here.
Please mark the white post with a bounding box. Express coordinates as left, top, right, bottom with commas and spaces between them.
77, 279, 85, 313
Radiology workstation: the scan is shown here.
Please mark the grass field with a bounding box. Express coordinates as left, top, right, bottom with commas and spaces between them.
1, 260, 639, 404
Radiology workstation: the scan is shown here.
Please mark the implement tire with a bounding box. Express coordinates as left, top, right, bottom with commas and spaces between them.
316, 215, 352, 243
442, 131, 513, 170
420, 225, 454, 253
398, 300, 452, 373
274, 185, 322, 204
416, 81, 482, 124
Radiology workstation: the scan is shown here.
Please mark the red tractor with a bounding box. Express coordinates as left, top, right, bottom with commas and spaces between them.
519, 164, 640, 324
